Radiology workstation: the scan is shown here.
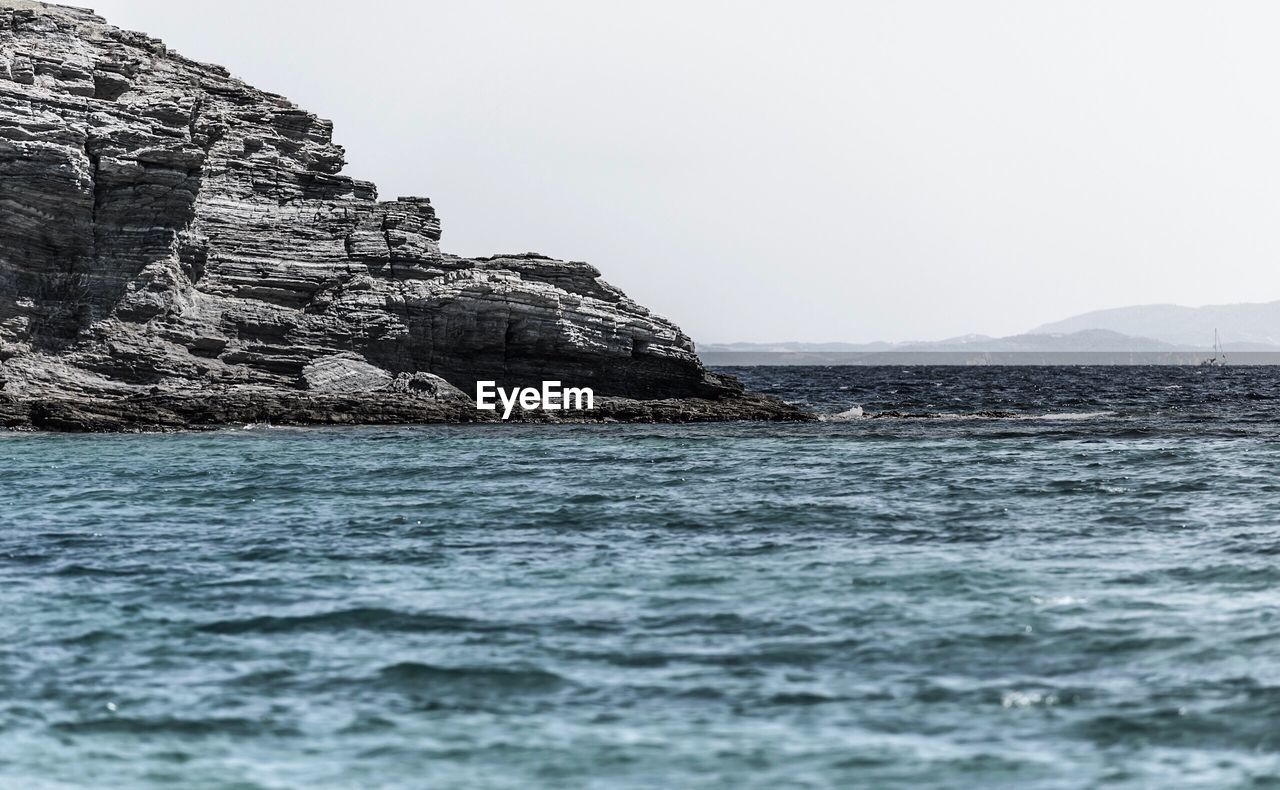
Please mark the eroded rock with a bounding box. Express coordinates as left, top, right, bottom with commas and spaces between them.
0, 2, 811, 429
302, 353, 394, 394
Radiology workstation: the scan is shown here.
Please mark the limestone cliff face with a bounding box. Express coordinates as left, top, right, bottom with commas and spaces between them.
0, 2, 806, 428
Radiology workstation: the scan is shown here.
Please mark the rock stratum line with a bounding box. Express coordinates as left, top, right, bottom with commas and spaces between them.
0, 1, 808, 430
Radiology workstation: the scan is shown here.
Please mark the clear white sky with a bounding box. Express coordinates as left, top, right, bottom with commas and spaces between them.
81, 1, 1280, 342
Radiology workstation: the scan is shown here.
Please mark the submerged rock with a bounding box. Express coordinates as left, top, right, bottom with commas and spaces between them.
0, 2, 810, 430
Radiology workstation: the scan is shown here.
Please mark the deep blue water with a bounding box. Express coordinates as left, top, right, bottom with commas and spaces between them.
3, 366, 1280, 788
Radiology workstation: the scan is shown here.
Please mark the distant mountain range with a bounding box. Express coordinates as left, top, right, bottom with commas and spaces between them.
1030, 301, 1280, 349
704, 300, 1280, 352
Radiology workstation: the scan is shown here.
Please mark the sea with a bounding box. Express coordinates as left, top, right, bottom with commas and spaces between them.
2, 365, 1279, 788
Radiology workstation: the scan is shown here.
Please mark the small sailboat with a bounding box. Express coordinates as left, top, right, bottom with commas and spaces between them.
1199, 329, 1227, 366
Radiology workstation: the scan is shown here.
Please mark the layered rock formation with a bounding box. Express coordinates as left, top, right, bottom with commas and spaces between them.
0, 1, 807, 429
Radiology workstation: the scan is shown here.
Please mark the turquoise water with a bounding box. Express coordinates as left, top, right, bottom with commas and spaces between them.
3, 367, 1280, 788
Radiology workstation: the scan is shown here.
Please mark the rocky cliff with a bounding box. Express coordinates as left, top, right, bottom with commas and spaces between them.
0, 1, 807, 430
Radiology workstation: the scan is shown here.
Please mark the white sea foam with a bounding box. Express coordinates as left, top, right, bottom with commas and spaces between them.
821, 405, 865, 422
1032, 595, 1088, 607
1001, 690, 1059, 708
826, 408, 1119, 421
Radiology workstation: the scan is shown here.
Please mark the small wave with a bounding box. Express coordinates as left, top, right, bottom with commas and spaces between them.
227, 668, 297, 689
820, 405, 864, 422
54, 715, 299, 738
1109, 565, 1280, 588
636, 612, 816, 637
195, 607, 489, 635
1001, 690, 1060, 708
766, 691, 841, 706
1031, 594, 1089, 608
338, 714, 397, 735
53, 564, 149, 577
1019, 411, 1116, 421
828, 408, 1117, 421
376, 661, 568, 693
58, 629, 126, 646
868, 410, 1017, 420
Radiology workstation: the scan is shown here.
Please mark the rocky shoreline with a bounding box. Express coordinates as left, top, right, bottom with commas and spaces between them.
0, 390, 809, 433
0, 2, 811, 430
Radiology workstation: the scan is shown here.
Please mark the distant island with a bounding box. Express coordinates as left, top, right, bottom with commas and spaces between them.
1029, 300, 1280, 350
703, 300, 1280, 353
701, 300, 1280, 365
